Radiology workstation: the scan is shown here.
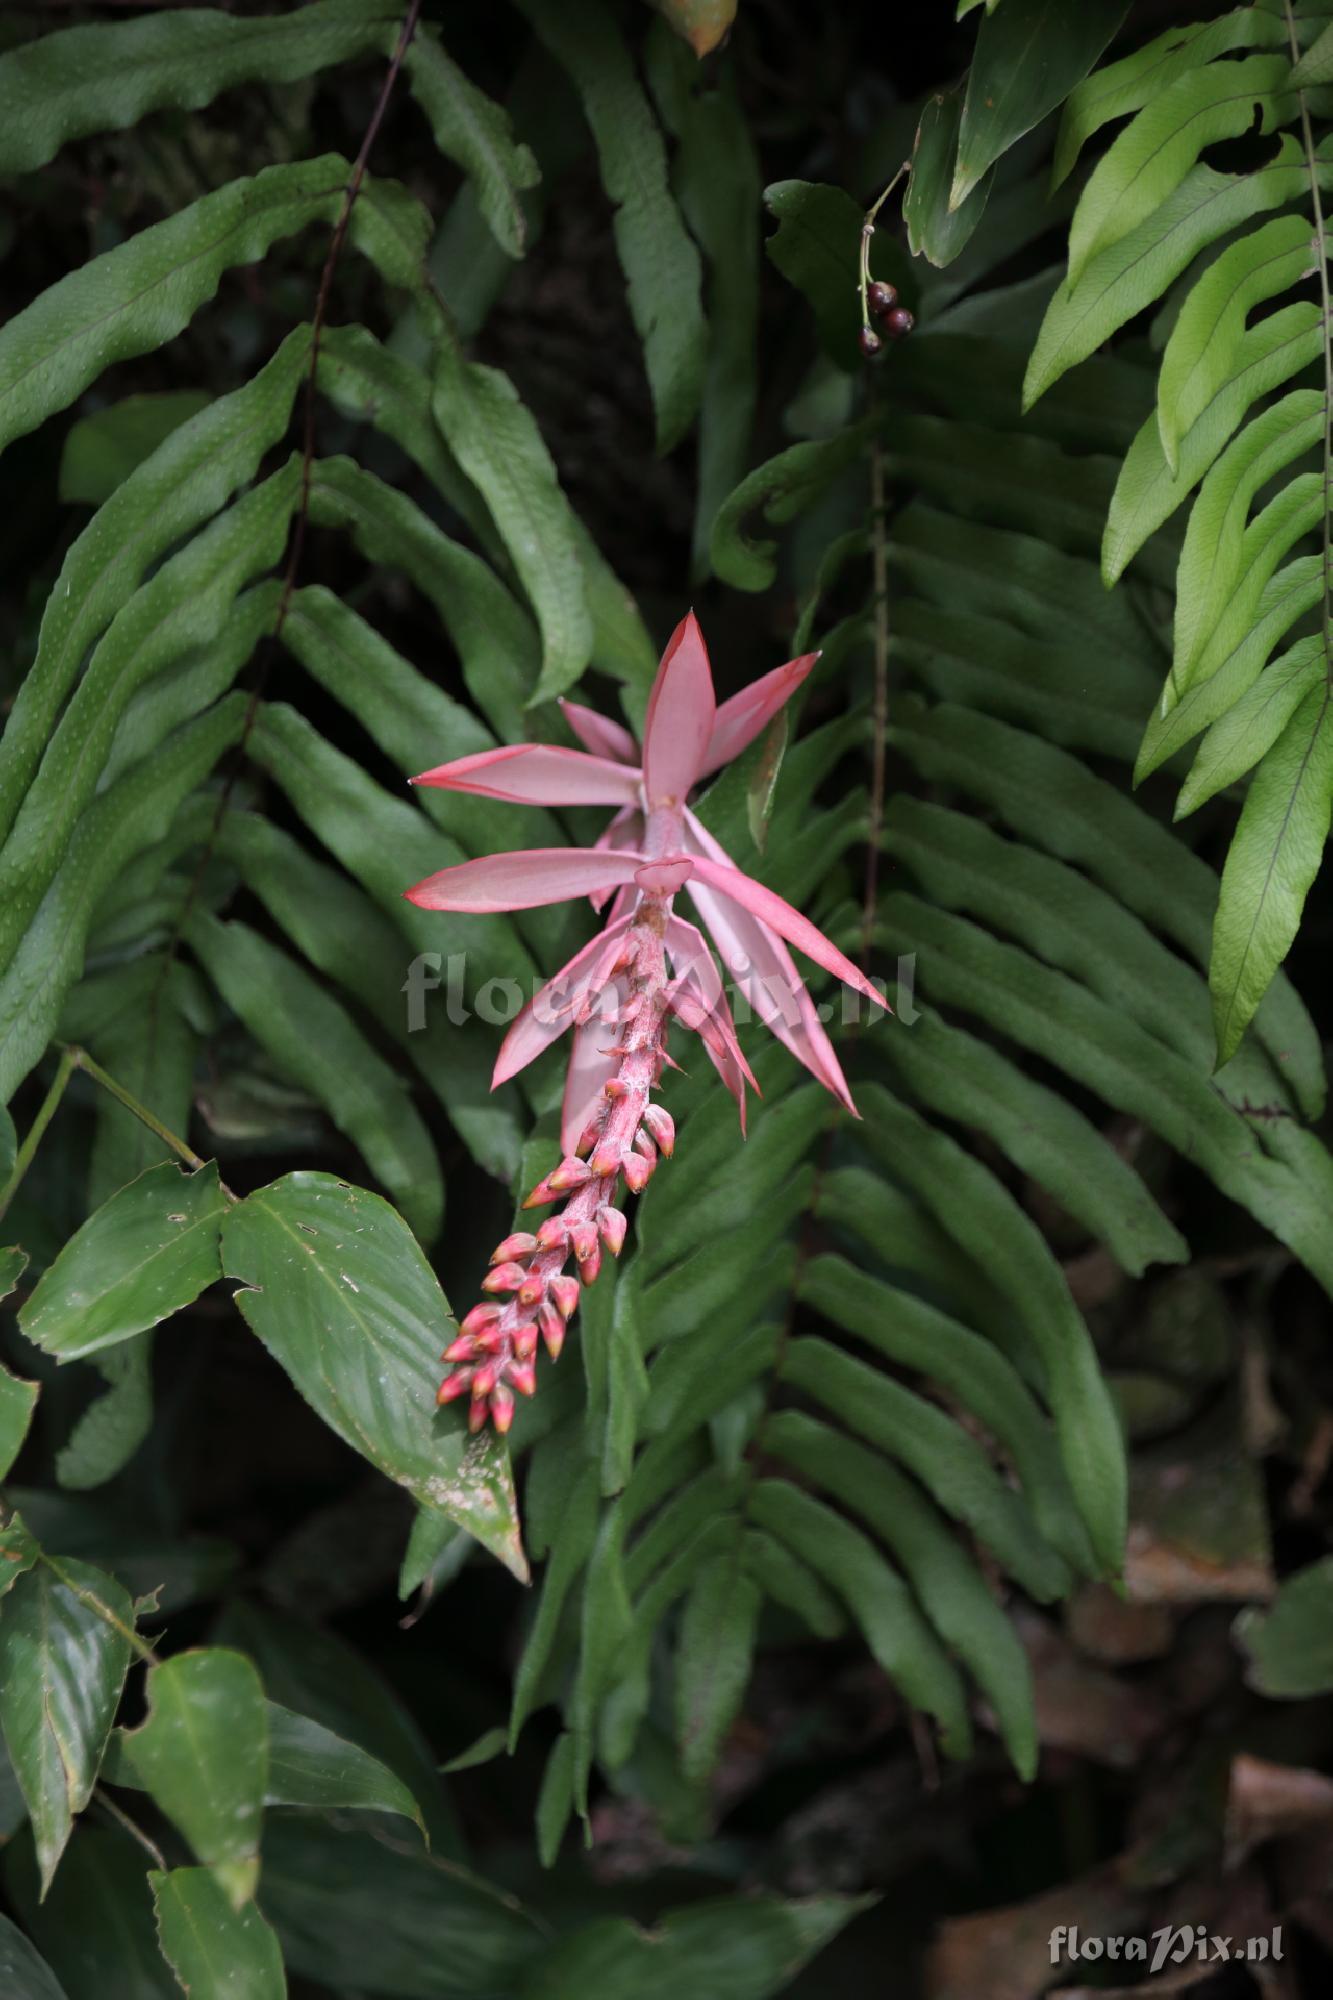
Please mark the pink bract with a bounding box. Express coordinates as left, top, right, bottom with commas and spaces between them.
404, 612, 888, 1430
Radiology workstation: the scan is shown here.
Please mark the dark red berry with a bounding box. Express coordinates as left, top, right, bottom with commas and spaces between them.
884, 306, 915, 339
858, 325, 884, 361
868, 280, 898, 318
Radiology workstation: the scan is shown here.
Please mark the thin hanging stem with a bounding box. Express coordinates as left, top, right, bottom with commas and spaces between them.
1284, 0, 1333, 682
92, 1787, 168, 1871
64, 1047, 208, 1174
0, 1047, 76, 1224
0, 1044, 210, 1228
158, 0, 424, 974
858, 160, 911, 332
862, 440, 890, 960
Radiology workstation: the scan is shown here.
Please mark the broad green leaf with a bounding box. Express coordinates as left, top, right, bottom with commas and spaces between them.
741, 1529, 845, 1640
1137, 555, 1323, 776
0, 329, 306, 847
509, 1463, 600, 1744
20, 1162, 224, 1363
216, 809, 524, 1184
953, 0, 1128, 208
664, 65, 761, 577
0, 157, 354, 458
785, 1330, 1071, 1599
711, 422, 876, 589
0, 1515, 39, 1601
518, 1893, 869, 2000
186, 911, 444, 1245
0, 1363, 38, 1480
1211, 685, 1333, 1066
674, 1540, 758, 1784
220, 1173, 527, 1579
1156, 214, 1317, 472
0, 1915, 70, 2000
1053, 10, 1287, 186
1170, 391, 1322, 696
306, 455, 537, 742
1067, 55, 1293, 285
763, 178, 914, 374
4, 1827, 177, 2000
0, 4, 398, 174
215, 1599, 462, 1860
246, 697, 536, 993
1178, 636, 1324, 816
894, 699, 1325, 1117
800, 1248, 1091, 1570
516, 0, 705, 451
0, 461, 296, 967
431, 348, 592, 704
1025, 139, 1321, 408
59, 391, 211, 505
535, 1732, 576, 1869
906, 92, 991, 267
749, 1481, 972, 1757
265, 1703, 426, 1834
0, 1558, 135, 1892
1293, 20, 1333, 85
151, 1868, 285, 2000
259, 1815, 542, 1999
403, 31, 539, 257
125, 1650, 266, 1909
1235, 1556, 1333, 1696
1105, 303, 1323, 582
857, 1082, 1126, 1573
55, 1338, 153, 1493
768, 1411, 1037, 1777
876, 888, 1333, 1300
113, 1688, 425, 1834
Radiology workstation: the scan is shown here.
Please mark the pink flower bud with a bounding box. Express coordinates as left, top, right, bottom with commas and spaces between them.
507, 1359, 537, 1398
538, 1301, 565, 1357
622, 1150, 652, 1194
596, 1205, 627, 1256
482, 1261, 527, 1294
513, 1322, 538, 1359
522, 1178, 557, 1209
589, 1140, 622, 1178
489, 1384, 515, 1433
570, 1221, 598, 1264
603, 1079, 628, 1100
547, 1156, 592, 1192
475, 1324, 508, 1354
437, 1368, 473, 1404
460, 1302, 501, 1338
579, 1242, 602, 1284
550, 1275, 580, 1320
536, 1217, 568, 1251
491, 1232, 538, 1264
633, 1130, 657, 1165
642, 1103, 675, 1156
518, 1272, 545, 1307
442, 1334, 476, 1363
471, 1362, 499, 1398
468, 1398, 489, 1433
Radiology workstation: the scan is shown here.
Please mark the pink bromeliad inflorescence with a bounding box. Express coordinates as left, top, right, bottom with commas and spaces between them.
405, 613, 889, 1432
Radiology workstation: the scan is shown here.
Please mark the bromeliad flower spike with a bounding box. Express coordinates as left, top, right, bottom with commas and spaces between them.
404, 614, 889, 1432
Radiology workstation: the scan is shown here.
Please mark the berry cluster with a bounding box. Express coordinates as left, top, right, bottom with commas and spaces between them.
859, 279, 914, 361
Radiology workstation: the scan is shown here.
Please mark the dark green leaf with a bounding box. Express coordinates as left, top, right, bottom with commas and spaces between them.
906, 92, 991, 266
220, 1173, 527, 1579
953, 0, 1128, 207
125, 1649, 267, 1908
21, 1163, 224, 1363
0, 1557, 135, 1892
1235, 1557, 1333, 1697
151, 1868, 285, 2000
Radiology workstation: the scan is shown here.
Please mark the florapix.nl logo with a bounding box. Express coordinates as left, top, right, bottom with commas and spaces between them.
1050, 1924, 1284, 1974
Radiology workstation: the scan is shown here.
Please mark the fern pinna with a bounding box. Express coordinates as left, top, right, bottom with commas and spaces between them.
0, 3, 1331, 1987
